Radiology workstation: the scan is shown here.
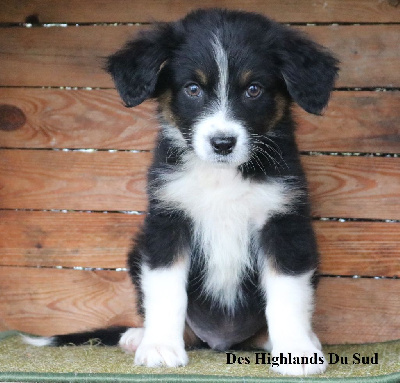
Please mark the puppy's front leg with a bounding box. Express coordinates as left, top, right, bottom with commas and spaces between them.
260, 214, 327, 375
262, 269, 327, 375
134, 259, 189, 367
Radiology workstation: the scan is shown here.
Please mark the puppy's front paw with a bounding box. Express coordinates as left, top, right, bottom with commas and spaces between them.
119, 327, 144, 353
134, 342, 188, 367
271, 348, 327, 376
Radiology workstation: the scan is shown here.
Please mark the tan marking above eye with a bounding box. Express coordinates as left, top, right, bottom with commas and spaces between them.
195, 69, 208, 86
240, 70, 253, 87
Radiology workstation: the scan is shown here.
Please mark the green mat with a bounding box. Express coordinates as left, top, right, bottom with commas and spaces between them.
0, 332, 399, 382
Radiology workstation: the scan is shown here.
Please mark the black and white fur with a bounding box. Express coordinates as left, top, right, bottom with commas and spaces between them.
24, 9, 338, 376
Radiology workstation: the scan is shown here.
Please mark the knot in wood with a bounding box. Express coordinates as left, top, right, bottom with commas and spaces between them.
0, 104, 27, 131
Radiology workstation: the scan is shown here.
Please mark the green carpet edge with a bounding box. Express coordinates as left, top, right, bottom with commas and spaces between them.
1, 332, 399, 382
0, 372, 400, 383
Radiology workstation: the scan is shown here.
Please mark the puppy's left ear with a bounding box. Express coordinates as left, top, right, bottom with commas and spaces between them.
279, 30, 339, 115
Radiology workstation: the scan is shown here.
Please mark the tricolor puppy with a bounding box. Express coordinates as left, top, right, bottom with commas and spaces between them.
24, 9, 338, 376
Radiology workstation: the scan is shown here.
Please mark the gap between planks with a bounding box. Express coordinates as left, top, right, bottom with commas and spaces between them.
2, 22, 400, 28
0, 265, 396, 280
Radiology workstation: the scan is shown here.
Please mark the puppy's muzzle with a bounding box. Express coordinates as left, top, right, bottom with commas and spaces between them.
210, 135, 237, 155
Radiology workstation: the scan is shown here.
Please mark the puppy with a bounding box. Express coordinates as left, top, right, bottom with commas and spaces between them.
24, 9, 338, 375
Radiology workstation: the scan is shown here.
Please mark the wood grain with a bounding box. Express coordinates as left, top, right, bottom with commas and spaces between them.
296, 91, 400, 154
0, 89, 159, 150
0, 267, 140, 336
0, 210, 399, 277
0, 149, 150, 211
0, 210, 142, 269
303, 155, 400, 220
1, 89, 399, 153
315, 221, 400, 277
1, 25, 399, 88
0, 267, 398, 344
1, 0, 399, 23
0, 25, 138, 88
313, 277, 400, 344
1, 150, 399, 219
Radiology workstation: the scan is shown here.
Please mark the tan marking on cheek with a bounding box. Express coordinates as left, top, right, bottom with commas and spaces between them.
195, 69, 208, 86
158, 89, 172, 106
158, 91, 188, 147
158, 90, 177, 126
268, 94, 287, 130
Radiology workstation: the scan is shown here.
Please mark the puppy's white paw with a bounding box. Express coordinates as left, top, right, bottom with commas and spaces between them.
134, 342, 188, 367
119, 328, 144, 353
271, 348, 327, 376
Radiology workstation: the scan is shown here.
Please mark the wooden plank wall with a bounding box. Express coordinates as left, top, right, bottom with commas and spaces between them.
0, 0, 399, 345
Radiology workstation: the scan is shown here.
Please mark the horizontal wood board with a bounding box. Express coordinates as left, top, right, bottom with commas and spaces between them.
0, 150, 399, 219
302, 155, 400, 220
313, 277, 400, 344
0, 268, 141, 336
1, 25, 400, 88
0, 267, 398, 344
0, 150, 149, 211
0, 210, 399, 277
1, 0, 400, 23
1, 90, 399, 153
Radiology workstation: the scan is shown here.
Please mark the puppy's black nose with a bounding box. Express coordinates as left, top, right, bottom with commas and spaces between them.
210, 136, 237, 155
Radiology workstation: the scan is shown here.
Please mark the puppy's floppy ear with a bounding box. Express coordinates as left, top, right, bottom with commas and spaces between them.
106, 24, 175, 107
278, 29, 339, 115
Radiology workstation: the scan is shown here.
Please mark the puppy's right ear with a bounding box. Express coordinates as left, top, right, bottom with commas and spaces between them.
106, 24, 175, 107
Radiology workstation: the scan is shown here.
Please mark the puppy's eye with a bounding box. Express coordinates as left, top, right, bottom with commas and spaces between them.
184, 83, 202, 97
245, 84, 263, 99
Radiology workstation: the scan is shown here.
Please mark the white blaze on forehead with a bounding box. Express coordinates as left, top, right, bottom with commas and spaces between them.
191, 34, 249, 165
211, 35, 229, 111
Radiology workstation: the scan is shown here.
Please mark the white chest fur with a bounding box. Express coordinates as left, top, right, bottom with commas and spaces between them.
155, 157, 293, 310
